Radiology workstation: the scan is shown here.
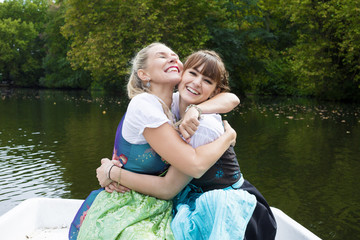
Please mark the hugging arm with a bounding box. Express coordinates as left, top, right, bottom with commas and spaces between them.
144, 120, 236, 178
98, 120, 235, 197
198, 92, 240, 114
98, 160, 191, 200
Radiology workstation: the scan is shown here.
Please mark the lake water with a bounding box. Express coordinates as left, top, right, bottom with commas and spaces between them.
0, 88, 359, 239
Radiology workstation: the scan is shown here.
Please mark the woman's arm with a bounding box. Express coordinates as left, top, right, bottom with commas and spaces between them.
98, 119, 235, 199
98, 159, 192, 200
99, 121, 234, 198
144, 120, 236, 178
198, 92, 240, 114
98, 122, 233, 198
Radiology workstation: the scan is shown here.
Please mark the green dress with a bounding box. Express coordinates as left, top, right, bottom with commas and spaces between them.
77, 190, 174, 239
75, 113, 174, 240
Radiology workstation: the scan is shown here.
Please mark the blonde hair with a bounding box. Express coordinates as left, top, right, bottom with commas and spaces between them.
183, 50, 230, 93
126, 42, 175, 122
127, 42, 168, 99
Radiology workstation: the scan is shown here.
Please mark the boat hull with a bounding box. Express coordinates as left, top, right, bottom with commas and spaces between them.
0, 197, 321, 240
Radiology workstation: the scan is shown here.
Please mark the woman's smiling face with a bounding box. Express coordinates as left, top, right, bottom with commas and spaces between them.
143, 44, 183, 86
178, 64, 218, 105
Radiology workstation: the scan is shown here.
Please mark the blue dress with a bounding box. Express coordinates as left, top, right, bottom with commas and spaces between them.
170, 146, 258, 240
170, 146, 277, 240
169, 93, 277, 240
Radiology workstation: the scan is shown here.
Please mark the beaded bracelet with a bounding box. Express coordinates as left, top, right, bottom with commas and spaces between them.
185, 104, 202, 120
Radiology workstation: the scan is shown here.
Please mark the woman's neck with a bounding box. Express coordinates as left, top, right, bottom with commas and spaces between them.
179, 100, 187, 119
150, 84, 174, 108
179, 97, 196, 119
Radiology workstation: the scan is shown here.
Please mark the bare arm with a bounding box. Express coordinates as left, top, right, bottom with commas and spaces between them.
98, 160, 192, 200
198, 92, 240, 114
99, 121, 235, 198
143, 120, 236, 178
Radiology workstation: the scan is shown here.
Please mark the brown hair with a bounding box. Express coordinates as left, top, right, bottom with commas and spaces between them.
183, 50, 230, 93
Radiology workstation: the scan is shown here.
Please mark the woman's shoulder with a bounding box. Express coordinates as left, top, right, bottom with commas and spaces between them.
128, 93, 162, 112
200, 114, 223, 128
130, 92, 160, 105
190, 114, 224, 147
123, 93, 170, 143
200, 114, 224, 135
198, 113, 224, 135
129, 93, 168, 116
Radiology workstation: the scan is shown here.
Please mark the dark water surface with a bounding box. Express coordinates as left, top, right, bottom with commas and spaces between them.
0, 88, 359, 239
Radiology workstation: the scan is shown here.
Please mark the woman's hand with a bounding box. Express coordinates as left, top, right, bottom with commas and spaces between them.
179, 107, 200, 141
106, 159, 130, 193
105, 182, 130, 193
96, 158, 113, 187
97, 158, 131, 193
223, 120, 237, 147
96, 158, 123, 187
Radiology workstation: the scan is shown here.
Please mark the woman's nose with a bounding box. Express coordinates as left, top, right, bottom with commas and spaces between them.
193, 76, 202, 86
169, 56, 177, 63
170, 57, 183, 71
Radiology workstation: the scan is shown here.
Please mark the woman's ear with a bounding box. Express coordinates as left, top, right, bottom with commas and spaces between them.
137, 69, 150, 81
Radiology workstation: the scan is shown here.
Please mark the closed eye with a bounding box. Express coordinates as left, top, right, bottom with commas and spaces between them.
204, 78, 214, 84
156, 52, 168, 59
189, 71, 197, 76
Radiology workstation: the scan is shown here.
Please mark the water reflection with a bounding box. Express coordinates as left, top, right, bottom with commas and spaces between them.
0, 88, 128, 214
227, 97, 360, 240
0, 88, 359, 240
0, 131, 69, 215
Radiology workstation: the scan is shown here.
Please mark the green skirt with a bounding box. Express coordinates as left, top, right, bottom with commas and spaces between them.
77, 190, 174, 240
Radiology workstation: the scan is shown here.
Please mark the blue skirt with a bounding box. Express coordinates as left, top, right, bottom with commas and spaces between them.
171, 179, 277, 240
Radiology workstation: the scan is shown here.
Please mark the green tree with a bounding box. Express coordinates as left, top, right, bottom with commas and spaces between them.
0, 18, 37, 85
61, 0, 238, 90
0, 0, 49, 86
250, 0, 299, 96
40, 1, 90, 89
204, 0, 276, 96
282, 0, 360, 100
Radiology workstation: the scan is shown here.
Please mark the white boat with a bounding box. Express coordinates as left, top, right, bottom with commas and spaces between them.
0, 197, 322, 240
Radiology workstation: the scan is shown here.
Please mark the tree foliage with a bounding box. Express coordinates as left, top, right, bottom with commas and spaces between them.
0, 17, 37, 85
40, 2, 90, 89
204, 0, 276, 95
271, 0, 360, 100
0, 0, 359, 101
61, 0, 219, 89
0, 0, 48, 86
251, 0, 299, 96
